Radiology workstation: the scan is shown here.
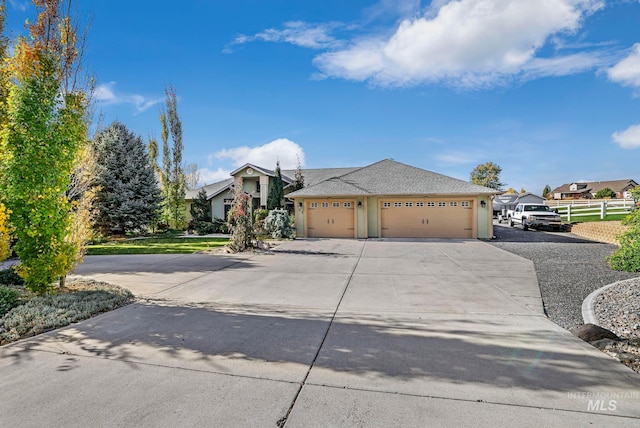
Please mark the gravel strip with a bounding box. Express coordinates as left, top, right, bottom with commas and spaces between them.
594, 278, 640, 340
488, 224, 639, 332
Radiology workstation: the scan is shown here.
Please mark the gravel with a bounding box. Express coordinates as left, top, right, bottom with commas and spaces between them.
488, 223, 639, 332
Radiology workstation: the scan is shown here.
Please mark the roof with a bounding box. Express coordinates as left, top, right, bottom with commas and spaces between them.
281, 167, 360, 188
185, 178, 234, 200
551, 179, 637, 195
287, 159, 499, 198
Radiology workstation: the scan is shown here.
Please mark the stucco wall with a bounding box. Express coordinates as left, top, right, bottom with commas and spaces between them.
569, 221, 629, 245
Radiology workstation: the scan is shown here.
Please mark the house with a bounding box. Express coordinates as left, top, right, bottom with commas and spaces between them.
551, 179, 637, 200
492, 192, 546, 217
187, 159, 498, 239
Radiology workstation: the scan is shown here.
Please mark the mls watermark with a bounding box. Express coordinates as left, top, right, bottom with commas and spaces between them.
568, 391, 640, 412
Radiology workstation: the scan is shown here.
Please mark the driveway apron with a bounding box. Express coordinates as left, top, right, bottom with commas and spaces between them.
1, 239, 639, 427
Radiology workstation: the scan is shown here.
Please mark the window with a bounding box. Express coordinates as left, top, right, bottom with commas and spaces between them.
256, 182, 260, 193
310, 202, 318, 208
332, 202, 340, 208
405, 202, 413, 207
450, 202, 458, 207
427, 202, 435, 207
383, 202, 391, 208
321, 202, 329, 208
344, 202, 352, 208
438, 202, 446, 207
461, 201, 470, 207
416, 202, 424, 207
394, 202, 402, 207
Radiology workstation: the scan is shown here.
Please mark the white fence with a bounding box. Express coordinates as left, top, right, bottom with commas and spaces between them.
545, 199, 635, 222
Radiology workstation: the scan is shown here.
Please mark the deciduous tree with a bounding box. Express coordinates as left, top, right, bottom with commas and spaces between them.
542, 184, 551, 199
470, 162, 505, 191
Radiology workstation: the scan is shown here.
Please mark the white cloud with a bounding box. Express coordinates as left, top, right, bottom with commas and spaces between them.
212, 138, 305, 169
226, 21, 344, 53
198, 167, 233, 185
313, 0, 604, 88
607, 43, 640, 88
9, 0, 29, 12
94, 82, 162, 112
612, 124, 640, 149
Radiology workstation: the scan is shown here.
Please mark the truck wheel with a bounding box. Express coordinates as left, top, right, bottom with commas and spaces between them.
523, 223, 529, 231
509, 219, 514, 227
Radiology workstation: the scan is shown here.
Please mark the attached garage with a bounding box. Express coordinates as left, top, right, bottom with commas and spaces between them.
288, 159, 498, 240
379, 198, 474, 238
306, 199, 356, 238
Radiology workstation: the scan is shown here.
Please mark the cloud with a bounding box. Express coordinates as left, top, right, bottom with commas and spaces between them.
226, 21, 344, 53
612, 124, 640, 149
313, 0, 605, 88
94, 82, 163, 112
198, 167, 233, 185
607, 43, 640, 88
9, 0, 29, 12
212, 138, 305, 169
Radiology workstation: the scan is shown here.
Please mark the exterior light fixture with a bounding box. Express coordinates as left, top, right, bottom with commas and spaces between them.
357, 201, 363, 208
480, 200, 487, 208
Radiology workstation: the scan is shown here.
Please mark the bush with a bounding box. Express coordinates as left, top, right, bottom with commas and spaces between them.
0, 282, 134, 344
264, 209, 295, 239
253, 209, 269, 236
0, 286, 22, 317
0, 267, 24, 286
608, 228, 640, 272
192, 218, 229, 235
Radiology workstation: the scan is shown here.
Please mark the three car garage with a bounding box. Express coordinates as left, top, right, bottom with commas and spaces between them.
289, 160, 497, 240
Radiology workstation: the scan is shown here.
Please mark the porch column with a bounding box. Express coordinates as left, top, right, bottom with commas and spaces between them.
260, 175, 269, 208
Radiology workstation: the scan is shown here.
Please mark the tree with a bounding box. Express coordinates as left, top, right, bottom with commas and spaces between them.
470, 162, 505, 191
94, 122, 162, 235
1, 0, 90, 294
190, 188, 211, 222
292, 156, 304, 191
184, 162, 200, 190
267, 161, 285, 209
0, 202, 11, 262
542, 185, 551, 199
158, 85, 186, 229
505, 188, 517, 194
519, 188, 527, 194
595, 188, 616, 199
227, 186, 254, 252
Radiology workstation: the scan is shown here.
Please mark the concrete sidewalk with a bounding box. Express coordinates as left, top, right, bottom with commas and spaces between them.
1, 239, 639, 427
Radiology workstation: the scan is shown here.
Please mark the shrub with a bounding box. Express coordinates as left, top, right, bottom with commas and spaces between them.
264, 209, 295, 239
191, 218, 228, 235
0, 286, 22, 317
608, 228, 640, 272
212, 218, 229, 234
253, 209, 269, 236
0, 267, 24, 286
0, 282, 134, 344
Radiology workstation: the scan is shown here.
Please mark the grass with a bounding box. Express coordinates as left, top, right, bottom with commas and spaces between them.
87, 237, 229, 255
563, 213, 630, 223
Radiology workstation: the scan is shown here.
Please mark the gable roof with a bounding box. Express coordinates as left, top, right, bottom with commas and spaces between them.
185, 178, 234, 200
287, 159, 499, 198
551, 179, 637, 195
281, 167, 360, 188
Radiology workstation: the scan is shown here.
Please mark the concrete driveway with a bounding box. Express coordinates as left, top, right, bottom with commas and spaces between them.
1, 239, 639, 427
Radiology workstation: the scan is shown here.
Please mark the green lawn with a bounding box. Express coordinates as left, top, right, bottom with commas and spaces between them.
87, 237, 229, 255
562, 213, 629, 223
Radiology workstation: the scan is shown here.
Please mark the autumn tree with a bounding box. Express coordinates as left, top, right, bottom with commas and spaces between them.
158, 85, 186, 229
227, 186, 254, 252
267, 161, 285, 209
0, 0, 90, 293
94, 122, 162, 235
470, 162, 505, 191
542, 185, 551, 199
0, 202, 11, 262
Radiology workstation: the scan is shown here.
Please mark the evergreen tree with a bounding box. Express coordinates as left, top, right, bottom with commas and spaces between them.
267, 161, 285, 209
94, 122, 162, 235
292, 156, 304, 191
190, 188, 211, 222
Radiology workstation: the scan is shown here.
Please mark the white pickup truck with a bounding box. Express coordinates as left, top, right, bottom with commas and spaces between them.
508, 203, 563, 231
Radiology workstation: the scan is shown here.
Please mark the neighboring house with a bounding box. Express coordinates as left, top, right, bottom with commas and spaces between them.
287, 159, 498, 239
551, 179, 638, 200
186, 159, 498, 239
492, 192, 545, 216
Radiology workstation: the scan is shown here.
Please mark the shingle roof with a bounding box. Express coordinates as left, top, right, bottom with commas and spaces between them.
185, 178, 233, 200
287, 159, 499, 198
551, 179, 637, 195
281, 167, 360, 187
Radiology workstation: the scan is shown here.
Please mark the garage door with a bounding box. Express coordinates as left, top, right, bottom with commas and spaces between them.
306, 199, 356, 238
380, 199, 474, 238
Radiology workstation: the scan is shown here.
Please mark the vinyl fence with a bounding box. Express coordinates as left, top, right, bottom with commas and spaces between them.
545, 199, 636, 222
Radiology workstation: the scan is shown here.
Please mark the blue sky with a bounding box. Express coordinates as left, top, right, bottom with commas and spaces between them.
5, 0, 640, 194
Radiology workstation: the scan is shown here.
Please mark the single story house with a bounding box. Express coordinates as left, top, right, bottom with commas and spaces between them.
551, 179, 637, 200
187, 159, 499, 239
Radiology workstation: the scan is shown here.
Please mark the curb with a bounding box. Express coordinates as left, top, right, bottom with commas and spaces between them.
581, 279, 635, 325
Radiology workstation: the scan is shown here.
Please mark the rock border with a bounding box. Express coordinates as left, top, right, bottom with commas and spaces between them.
582, 278, 639, 325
